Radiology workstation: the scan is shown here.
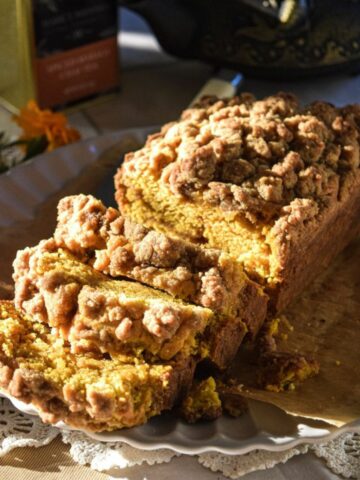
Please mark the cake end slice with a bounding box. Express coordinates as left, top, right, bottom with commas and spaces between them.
0, 301, 195, 432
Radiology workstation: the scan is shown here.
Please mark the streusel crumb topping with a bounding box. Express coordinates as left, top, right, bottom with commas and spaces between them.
122, 93, 360, 224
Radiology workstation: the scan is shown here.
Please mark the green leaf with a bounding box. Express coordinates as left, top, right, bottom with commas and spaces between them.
23, 135, 48, 160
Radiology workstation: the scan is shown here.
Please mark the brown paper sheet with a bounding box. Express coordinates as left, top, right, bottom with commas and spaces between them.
231, 239, 360, 427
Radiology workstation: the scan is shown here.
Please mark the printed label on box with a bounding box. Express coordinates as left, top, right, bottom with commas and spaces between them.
32, 0, 119, 108
35, 37, 119, 108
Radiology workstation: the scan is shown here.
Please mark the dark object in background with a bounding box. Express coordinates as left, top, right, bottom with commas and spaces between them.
119, 0, 360, 79
33, 0, 119, 108
0, 0, 119, 111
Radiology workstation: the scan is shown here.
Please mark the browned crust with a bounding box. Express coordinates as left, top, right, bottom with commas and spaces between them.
271, 169, 360, 311
205, 318, 247, 370
240, 281, 268, 337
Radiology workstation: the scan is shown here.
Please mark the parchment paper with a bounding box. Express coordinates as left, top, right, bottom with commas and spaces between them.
231, 238, 360, 427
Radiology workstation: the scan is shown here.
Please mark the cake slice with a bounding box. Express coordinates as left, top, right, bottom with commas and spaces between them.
0, 301, 194, 432
115, 93, 360, 311
13, 239, 244, 368
54, 194, 267, 338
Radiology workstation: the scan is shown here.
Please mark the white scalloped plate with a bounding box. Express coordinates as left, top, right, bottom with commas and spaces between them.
1, 129, 359, 455
1, 389, 360, 455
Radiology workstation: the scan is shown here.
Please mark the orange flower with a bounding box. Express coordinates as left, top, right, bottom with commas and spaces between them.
14, 100, 80, 151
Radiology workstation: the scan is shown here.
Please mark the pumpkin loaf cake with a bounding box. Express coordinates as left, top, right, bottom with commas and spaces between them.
54, 194, 267, 338
115, 93, 360, 311
13, 240, 245, 368
0, 301, 194, 431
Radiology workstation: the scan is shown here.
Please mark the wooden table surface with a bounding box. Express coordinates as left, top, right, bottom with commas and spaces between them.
0, 7, 359, 480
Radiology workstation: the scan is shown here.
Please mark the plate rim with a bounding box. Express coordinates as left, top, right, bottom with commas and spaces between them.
1, 389, 359, 455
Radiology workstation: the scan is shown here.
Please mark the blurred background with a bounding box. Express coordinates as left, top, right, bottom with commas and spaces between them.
0, 1, 359, 137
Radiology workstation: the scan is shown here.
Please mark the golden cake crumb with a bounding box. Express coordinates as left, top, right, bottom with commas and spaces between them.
180, 377, 222, 423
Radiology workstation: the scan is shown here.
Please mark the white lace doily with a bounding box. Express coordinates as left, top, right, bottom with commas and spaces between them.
198, 445, 309, 478
0, 397, 359, 479
61, 430, 179, 471
0, 397, 58, 455
312, 432, 360, 479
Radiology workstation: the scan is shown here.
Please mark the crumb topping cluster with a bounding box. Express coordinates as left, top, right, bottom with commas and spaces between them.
123, 93, 360, 224
12, 241, 211, 360
54, 195, 255, 315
